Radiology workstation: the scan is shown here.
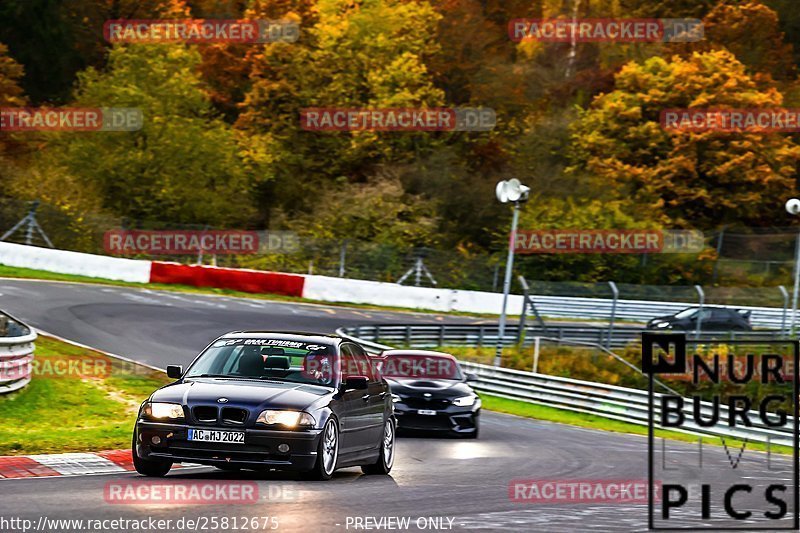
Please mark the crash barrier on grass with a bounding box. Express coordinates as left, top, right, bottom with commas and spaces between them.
0, 241, 151, 283
0, 311, 36, 394
1, 242, 798, 325
339, 328, 795, 448
340, 323, 784, 350
149, 262, 306, 297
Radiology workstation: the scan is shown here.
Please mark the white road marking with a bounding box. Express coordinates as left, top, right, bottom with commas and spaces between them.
26, 453, 125, 476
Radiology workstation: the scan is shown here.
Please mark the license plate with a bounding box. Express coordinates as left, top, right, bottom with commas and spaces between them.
187, 428, 245, 444
418, 409, 437, 416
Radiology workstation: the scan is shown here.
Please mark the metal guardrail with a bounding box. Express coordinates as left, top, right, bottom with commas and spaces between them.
0, 312, 36, 394
343, 323, 783, 350
531, 295, 789, 330
338, 327, 795, 447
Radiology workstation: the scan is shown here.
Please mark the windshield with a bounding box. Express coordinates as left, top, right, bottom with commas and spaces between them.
185, 338, 337, 387
674, 308, 698, 319
381, 354, 463, 380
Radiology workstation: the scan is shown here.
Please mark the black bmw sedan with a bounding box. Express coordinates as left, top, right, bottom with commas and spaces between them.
380, 350, 480, 438
133, 332, 395, 480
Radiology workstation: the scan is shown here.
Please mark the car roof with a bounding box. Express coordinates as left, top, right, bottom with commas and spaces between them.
219, 331, 344, 345
381, 349, 457, 360
681, 306, 735, 310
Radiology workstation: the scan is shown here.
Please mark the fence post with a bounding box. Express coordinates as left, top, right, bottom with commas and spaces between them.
532, 336, 540, 373
711, 227, 725, 285
606, 281, 618, 349
478, 326, 484, 347
695, 285, 705, 339
338, 240, 347, 277
779, 285, 789, 337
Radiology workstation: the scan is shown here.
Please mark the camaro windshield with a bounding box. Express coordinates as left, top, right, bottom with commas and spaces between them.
185, 338, 337, 386
382, 354, 463, 380
674, 308, 698, 319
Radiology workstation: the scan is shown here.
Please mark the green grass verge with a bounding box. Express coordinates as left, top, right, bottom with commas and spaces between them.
0, 336, 169, 455
480, 393, 791, 456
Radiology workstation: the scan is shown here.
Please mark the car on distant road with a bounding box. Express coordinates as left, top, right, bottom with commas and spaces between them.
381, 349, 480, 438
133, 331, 395, 480
646, 306, 752, 331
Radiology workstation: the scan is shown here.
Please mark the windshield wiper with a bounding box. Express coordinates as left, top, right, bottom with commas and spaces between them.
192, 373, 235, 379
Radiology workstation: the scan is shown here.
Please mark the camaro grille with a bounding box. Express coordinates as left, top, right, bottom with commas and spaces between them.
400, 396, 451, 410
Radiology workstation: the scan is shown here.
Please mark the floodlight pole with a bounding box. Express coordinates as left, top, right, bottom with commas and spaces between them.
493, 201, 521, 367
787, 198, 800, 336
791, 232, 800, 335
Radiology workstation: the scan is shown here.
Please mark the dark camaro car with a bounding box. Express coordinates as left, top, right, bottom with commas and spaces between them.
380, 350, 480, 438
646, 306, 753, 331
133, 332, 395, 480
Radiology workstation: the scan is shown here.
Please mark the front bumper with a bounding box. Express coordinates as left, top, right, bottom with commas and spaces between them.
135, 421, 322, 471
393, 402, 480, 434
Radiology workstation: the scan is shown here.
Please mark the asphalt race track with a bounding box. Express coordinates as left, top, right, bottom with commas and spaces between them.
0, 279, 794, 532
0, 278, 490, 367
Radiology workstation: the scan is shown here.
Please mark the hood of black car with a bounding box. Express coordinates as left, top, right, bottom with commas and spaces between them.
386, 377, 473, 398
648, 315, 678, 325
151, 378, 333, 411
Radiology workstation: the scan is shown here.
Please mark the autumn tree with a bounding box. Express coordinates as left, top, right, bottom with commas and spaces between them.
14, 44, 255, 225
570, 50, 800, 230
0, 0, 189, 104
236, 0, 445, 224
684, 0, 796, 81
0, 42, 28, 186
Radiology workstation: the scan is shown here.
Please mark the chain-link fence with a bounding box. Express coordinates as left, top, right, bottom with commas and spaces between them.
3, 196, 800, 298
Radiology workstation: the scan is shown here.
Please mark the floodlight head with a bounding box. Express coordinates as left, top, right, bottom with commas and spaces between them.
787, 198, 800, 216
496, 181, 509, 203
496, 179, 531, 204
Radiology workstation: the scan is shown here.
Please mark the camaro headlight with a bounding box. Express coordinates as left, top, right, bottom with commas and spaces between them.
452, 395, 477, 407
391, 394, 402, 403
656, 322, 670, 328
256, 410, 315, 428
144, 402, 184, 419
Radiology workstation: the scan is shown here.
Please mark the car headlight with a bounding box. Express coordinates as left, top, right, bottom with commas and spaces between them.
656, 322, 670, 328
144, 402, 184, 419
452, 395, 477, 407
391, 394, 402, 403
256, 410, 315, 428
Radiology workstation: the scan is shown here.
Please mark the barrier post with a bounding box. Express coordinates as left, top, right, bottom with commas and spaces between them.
695, 285, 705, 339
606, 281, 618, 349
532, 336, 540, 373
779, 285, 789, 337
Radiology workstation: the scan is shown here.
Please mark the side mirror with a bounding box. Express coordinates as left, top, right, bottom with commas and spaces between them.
343, 376, 369, 390
465, 372, 479, 382
166, 365, 183, 379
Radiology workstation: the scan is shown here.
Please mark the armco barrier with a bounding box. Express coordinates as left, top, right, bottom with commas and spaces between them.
149, 262, 306, 297
0, 242, 797, 325
0, 312, 36, 394
0, 241, 150, 283
339, 328, 795, 447
303, 275, 525, 315
343, 323, 784, 350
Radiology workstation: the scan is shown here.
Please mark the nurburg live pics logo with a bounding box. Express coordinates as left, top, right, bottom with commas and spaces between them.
643, 332, 799, 530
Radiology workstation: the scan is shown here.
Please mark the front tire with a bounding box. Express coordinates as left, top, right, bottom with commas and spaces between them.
362, 418, 395, 475
132, 430, 172, 477
301, 418, 339, 481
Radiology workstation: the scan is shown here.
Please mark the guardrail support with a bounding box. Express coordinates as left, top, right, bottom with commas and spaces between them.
606, 281, 618, 349
779, 285, 789, 337
694, 285, 705, 339
532, 336, 541, 373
